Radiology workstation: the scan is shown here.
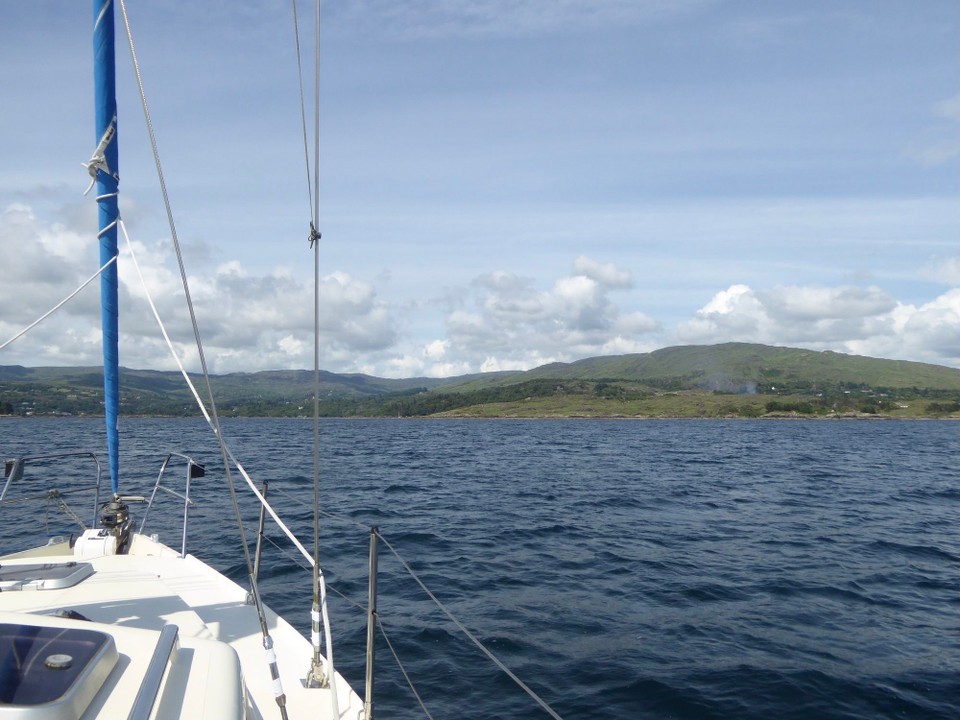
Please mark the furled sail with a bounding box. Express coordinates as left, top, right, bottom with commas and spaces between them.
93, 0, 120, 493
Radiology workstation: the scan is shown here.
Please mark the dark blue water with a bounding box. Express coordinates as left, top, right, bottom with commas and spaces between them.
2, 417, 958, 719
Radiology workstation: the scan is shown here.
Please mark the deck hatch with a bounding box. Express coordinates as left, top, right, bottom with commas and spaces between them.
0, 563, 94, 592
0, 622, 117, 718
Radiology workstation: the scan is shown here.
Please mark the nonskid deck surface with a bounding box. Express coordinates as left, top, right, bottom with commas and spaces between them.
0, 534, 361, 720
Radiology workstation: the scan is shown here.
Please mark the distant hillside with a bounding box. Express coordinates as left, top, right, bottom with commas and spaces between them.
0, 365, 446, 397
421, 344, 960, 419
438, 343, 960, 394
2, 343, 959, 418
0, 364, 512, 416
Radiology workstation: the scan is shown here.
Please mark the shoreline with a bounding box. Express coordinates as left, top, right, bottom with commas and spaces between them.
3, 413, 958, 421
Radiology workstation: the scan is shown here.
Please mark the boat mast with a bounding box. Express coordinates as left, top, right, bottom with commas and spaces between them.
93, 0, 121, 494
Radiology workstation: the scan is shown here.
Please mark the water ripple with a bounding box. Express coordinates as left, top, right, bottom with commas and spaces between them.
1, 416, 957, 719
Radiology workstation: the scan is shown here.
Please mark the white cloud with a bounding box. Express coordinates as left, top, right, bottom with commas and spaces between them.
423, 257, 656, 374
676, 283, 960, 367
4, 203, 958, 379
0, 204, 96, 319
896, 290, 960, 359
277, 334, 306, 357
423, 339, 449, 359
0, 204, 398, 374
676, 284, 770, 341
757, 285, 896, 322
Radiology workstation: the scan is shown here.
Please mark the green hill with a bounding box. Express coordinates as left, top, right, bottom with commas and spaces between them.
2, 343, 959, 418
0, 365, 445, 416
476, 343, 960, 392
400, 343, 960, 418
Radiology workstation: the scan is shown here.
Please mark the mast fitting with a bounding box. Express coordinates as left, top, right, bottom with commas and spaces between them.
82, 115, 119, 194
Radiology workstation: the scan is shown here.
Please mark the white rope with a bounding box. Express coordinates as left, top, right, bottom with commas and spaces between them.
320, 576, 336, 690
119, 219, 317, 566
0, 255, 117, 353
116, 0, 337, 703
115, 0, 245, 569
115, 0, 309, 594
121, 217, 338, 708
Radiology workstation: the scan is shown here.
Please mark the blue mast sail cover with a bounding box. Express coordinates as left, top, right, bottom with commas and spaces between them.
93, 0, 120, 494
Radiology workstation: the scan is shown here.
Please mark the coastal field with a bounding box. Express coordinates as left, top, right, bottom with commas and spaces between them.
3, 343, 959, 419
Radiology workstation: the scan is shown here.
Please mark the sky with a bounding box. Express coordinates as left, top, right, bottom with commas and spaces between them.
1, 1, 958, 378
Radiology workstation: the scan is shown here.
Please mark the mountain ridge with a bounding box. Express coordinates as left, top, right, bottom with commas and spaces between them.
2, 343, 959, 417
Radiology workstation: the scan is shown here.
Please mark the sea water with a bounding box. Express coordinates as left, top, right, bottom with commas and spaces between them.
1, 417, 957, 719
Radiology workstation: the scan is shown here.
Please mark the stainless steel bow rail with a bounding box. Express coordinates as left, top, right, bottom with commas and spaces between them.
1, 451, 207, 562
1, 452, 105, 546
138, 452, 205, 558
1, 454, 566, 720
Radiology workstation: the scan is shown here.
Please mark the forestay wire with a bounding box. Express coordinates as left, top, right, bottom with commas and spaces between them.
290, 0, 315, 222
53, 219, 567, 720
118, 218, 319, 568
290, 0, 337, 706
113, 2, 308, 716
114, 0, 254, 582
0, 3, 571, 719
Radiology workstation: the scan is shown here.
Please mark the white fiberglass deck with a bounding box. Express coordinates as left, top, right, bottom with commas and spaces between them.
0, 534, 362, 720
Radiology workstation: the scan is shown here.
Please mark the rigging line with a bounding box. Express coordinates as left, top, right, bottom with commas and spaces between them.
116, 0, 254, 581
289, 0, 315, 220
120, 225, 297, 719
267, 480, 566, 716
0, 256, 117, 353
305, 1, 336, 706
376, 616, 436, 720
120, 223, 321, 570
245, 525, 311, 573
313, 0, 321, 235
325, 580, 365, 613
112, 225, 316, 568
115, 10, 289, 707
122, 225, 323, 573
117, 6, 329, 706
377, 532, 566, 720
